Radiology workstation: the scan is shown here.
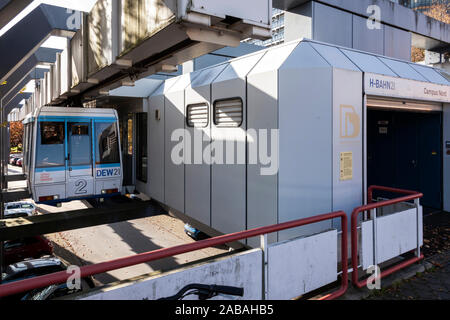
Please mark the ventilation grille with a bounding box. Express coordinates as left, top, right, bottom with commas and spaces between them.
187, 103, 209, 128
214, 99, 243, 127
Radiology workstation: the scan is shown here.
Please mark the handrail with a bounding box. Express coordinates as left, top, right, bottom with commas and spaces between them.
368, 185, 421, 204
0, 211, 348, 300
351, 186, 424, 288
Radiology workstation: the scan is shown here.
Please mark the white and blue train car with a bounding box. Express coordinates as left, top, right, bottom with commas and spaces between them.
22, 107, 123, 205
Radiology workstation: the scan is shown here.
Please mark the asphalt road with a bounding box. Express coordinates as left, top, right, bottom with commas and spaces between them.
7, 165, 227, 287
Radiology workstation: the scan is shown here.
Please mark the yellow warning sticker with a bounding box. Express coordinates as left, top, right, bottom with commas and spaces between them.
340, 152, 353, 181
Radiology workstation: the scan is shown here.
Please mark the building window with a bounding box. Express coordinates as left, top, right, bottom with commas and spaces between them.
36, 122, 65, 168
136, 113, 148, 183
187, 103, 209, 128
214, 98, 243, 128
95, 122, 120, 165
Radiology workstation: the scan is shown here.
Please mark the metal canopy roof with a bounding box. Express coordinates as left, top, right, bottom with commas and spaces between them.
160, 38, 449, 93
293, 39, 450, 87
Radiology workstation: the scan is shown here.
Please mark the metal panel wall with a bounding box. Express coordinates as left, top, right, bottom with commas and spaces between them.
121, 0, 176, 55
247, 50, 285, 247
184, 64, 228, 227
148, 78, 180, 202
46, 69, 52, 105
384, 25, 412, 61
283, 2, 312, 43
87, 0, 118, 77
444, 104, 450, 212
352, 15, 384, 56
52, 53, 60, 102
361, 207, 423, 270
267, 230, 338, 299
332, 68, 363, 226
313, 2, 353, 49
278, 42, 333, 241
60, 40, 71, 97
71, 28, 87, 89
79, 249, 263, 300
210, 55, 260, 235
247, 43, 301, 245
187, 0, 271, 26
165, 73, 195, 213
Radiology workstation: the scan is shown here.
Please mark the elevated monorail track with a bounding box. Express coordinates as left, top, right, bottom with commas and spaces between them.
0, 200, 165, 242
0, 188, 30, 203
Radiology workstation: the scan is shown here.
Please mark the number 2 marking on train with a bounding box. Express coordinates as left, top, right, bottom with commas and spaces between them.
75, 180, 88, 195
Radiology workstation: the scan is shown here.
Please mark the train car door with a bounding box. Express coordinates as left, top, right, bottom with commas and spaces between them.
66, 120, 95, 198
34, 120, 67, 200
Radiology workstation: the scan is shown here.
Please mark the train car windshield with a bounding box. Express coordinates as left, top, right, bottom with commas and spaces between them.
96, 122, 120, 165
69, 123, 91, 166
36, 122, 65, 168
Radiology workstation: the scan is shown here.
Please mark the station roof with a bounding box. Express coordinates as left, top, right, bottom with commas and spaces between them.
302, 39, 450, 86
150, 38, 450, 97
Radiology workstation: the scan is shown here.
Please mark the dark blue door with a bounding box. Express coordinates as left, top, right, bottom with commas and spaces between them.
395, 113, 419, 192
368, 110, 442, 209
418, 113, 442, 209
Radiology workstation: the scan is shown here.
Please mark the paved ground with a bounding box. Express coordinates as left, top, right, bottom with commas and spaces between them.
366, 251, 450, 300
6, 165, 228, 287
6, 165, 450, 298
366, 210, 450, 300
47, 210, 227, 286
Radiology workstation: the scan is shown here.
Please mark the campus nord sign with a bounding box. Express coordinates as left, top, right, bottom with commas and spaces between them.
364, 73, 450, 103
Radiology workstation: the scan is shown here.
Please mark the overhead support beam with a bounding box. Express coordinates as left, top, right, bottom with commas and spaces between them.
5, 174, 26, 182
0, 188, 30, 203
0, 4, 80, 84
0, 201, 166, 242
1, 67, 47, 100
3, 93, 31, 116
0, 48, 60, 98
1, 73, 36, 108
0, 0, 33, 30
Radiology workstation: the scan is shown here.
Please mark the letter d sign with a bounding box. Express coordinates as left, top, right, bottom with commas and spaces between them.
340, 105, 361, 139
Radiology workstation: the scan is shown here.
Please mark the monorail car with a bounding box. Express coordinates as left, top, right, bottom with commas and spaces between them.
22, 107, 123, 204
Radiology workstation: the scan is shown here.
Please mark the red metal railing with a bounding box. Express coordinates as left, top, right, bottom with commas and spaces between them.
351, 186, 424, 288
0, 211, 348, 300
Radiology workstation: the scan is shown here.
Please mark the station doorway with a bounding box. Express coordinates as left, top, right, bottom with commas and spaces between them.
367, 100, 443, 209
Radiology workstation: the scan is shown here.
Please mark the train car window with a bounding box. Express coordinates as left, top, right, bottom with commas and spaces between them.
40, 122, 65, 145
36, 122, 65, 168
96, 122, 120, 165
69, 123, 91, 166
